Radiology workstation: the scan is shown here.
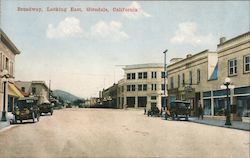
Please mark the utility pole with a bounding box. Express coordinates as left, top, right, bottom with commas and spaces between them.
163, 49, 168, 110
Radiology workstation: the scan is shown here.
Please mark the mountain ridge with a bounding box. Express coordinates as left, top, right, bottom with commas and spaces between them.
52, 89, 80, 103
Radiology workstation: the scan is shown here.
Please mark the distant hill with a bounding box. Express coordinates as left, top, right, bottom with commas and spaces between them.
52, 89, 80, 103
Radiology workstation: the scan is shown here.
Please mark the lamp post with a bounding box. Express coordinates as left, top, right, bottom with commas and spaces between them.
1, 69, 9, 122
163, 49, 168, 111
220, 77, 234, 126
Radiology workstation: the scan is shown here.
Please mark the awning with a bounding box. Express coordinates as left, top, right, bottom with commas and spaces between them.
8, 83, 24, 98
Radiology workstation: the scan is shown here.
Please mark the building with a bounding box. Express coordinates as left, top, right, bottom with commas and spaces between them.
167, 31, 250, 120
15, 81, 50, 99
201, 32, 250, 120
101, 83, 118, 108
120, 63, 167, 111
0, 29, 22, 113
117, 78, 125, 109
167, 50, 218, 116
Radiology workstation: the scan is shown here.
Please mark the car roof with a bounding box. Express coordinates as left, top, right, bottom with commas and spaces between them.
18, 97, 38, 101
171, 100, 190, 104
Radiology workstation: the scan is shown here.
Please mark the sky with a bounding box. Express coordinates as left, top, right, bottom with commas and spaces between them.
0, 0, 249, 98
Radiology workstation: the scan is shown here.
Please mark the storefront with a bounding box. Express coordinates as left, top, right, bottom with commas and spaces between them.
7, 83, 24, 112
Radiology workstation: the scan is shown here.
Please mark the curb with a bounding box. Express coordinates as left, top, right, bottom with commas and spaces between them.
0, 124, 17, 133
190, 120, 250, 132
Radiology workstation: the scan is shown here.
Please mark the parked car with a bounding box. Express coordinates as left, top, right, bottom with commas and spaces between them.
12, 97, 40, 123
147, 105, 161, 117
167, 100, 191, 120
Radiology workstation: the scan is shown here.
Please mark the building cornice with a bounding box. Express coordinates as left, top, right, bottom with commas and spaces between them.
0, 28, 21, 55
167, 49, 211, 68
217, 31, 250, 48
123, 63, 163, 70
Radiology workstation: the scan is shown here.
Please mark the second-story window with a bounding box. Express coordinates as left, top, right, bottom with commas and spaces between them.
127, 73, 131, 80
21, 87, 25, 92
182, 73, 185, 86
161, 72, 165, 78
127, 85, 131, 91
143, 72, 147, 79
132, 85, 136, 91
151, 84, 157, 91
143, 84, 147, 91
161, 84, 165, 91
5, 57, 9, 71
189, 71, 192, 85
151, 72, 157, 78
138, 84, 142, 91
228, 59, 237, 76
170, 77, 174, 89
32, 87, 36, 95
0, 52, 2, 71
197, 69, 201, 84
244, 55, 250, 73
138, 72, 143, 79
132, 73, 136, 79
178, 75, 180, 88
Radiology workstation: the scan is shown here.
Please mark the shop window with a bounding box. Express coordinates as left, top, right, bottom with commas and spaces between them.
203, 99, 211, 115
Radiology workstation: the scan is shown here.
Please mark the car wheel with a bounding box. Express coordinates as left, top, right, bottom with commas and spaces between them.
14, 116, 17, 124
37, 113, 40, 122
32, 112, 35, 123
171, 113, 175, 120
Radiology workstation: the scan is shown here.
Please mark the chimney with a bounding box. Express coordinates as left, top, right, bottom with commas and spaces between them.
220, 37, 226, 44
186, 54, 192, 58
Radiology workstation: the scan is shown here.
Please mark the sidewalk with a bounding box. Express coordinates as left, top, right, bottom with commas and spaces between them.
0, 112, 14, 131
189, 117, 250, 131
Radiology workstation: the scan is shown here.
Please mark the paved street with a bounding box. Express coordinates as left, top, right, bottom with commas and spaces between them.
0, 108, 249, 158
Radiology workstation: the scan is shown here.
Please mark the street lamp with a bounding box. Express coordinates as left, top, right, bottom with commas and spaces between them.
220, 77, 235, 126
163, 49, 168, 111
1, 69, 10, 121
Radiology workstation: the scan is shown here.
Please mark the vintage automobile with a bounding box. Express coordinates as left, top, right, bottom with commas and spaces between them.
166, 100, 191, 120
147, 105, 161, 117
12, 97, 40, 123
38, 96, 53, 115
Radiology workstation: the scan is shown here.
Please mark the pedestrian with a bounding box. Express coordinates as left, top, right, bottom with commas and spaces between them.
144, 107, 146, 115
200, 106, 204, 120
198, 105, 204, 120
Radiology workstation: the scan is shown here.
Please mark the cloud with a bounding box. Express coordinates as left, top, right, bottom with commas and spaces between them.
170, 22, 214, 46
46, 17, 83, 39
46, 17, 129, 42
122, 1, 152, 20
90, 21, 129, 41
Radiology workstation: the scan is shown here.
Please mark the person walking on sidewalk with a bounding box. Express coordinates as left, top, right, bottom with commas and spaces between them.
198, 106, 204, 120
198, 101, 204, 120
